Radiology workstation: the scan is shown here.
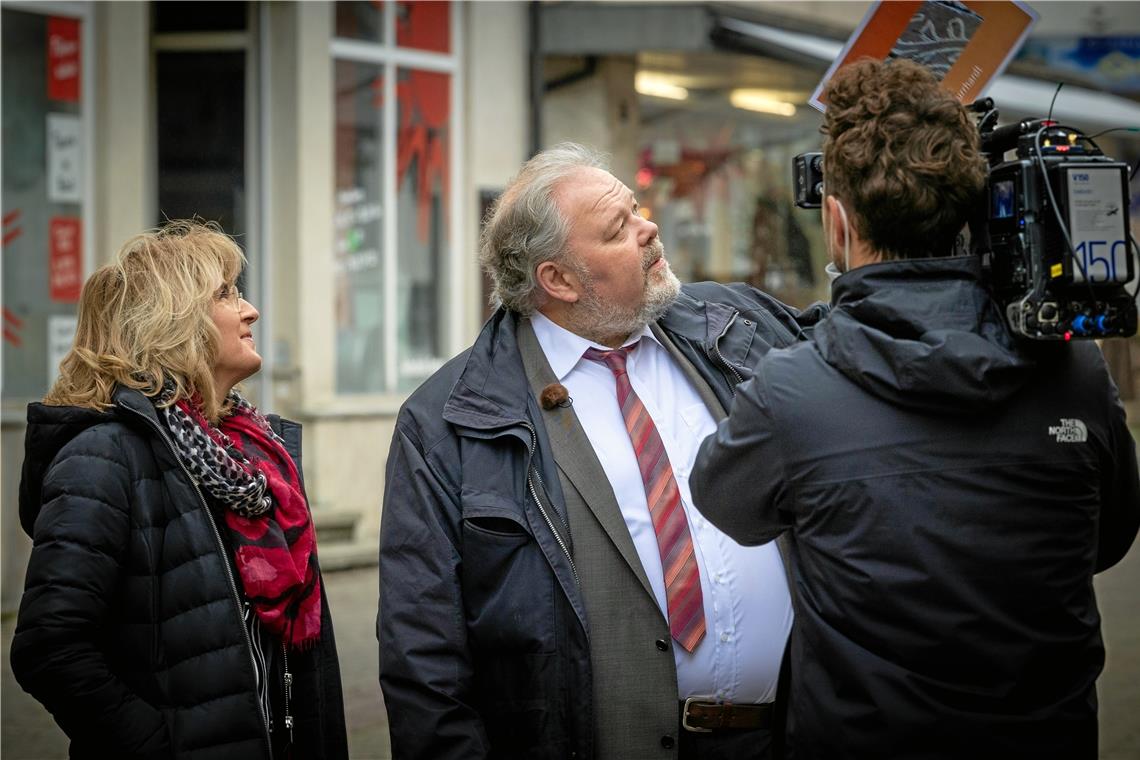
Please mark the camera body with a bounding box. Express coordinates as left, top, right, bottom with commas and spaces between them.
792, 102, 1137, 341
793, 152, 824, 209
975, 113, 1136, 340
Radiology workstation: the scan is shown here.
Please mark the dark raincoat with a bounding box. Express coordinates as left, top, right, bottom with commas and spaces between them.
693, 256, 1140, 760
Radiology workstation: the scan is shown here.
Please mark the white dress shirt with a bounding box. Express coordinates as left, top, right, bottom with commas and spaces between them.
530, 312, 793, 703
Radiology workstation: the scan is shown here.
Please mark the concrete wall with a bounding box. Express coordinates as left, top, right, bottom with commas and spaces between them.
97, 2, 153, 263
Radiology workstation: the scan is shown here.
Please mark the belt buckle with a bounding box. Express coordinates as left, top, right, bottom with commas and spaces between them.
681, 696, 714, 733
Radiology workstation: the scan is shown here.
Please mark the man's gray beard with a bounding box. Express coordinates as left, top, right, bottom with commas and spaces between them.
568, 246, 682, 345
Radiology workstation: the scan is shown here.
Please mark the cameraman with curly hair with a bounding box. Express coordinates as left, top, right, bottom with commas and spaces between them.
691, 57, 1139, 759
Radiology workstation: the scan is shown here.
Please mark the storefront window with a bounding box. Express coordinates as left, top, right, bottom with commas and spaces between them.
396, 1, 449, 54
332, 1, 456, 394
334, 60, 386, 393
396, 68, 449, 381
335, 0, 384, 43
2, 8, 88, 400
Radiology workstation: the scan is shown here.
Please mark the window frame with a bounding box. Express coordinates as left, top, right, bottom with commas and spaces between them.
330, 1, 464, 394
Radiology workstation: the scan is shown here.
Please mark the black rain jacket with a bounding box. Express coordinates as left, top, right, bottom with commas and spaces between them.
692, 256, 1140, 760
378, 282, 828, 759
11, 386, 349, 760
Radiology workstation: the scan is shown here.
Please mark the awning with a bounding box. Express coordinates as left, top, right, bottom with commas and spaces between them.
714, 16, 1140, 132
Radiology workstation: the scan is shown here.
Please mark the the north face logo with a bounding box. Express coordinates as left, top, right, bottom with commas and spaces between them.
1048, 418, 1088, 443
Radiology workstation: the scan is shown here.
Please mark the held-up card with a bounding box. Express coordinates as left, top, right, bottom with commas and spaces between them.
810, 0, 1038, 111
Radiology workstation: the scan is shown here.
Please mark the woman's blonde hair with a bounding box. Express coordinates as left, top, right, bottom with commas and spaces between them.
44, 219, 247, 422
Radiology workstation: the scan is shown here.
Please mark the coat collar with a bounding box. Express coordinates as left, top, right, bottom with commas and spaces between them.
442, 307, 534, 432
112, 385, 163, 425
443, 287, 719, 432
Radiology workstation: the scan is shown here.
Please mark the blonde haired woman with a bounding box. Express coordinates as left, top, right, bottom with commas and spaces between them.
11, 220, 348, 759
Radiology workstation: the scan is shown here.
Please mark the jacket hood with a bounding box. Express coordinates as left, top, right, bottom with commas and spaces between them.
442, 307, 533, 433
19, 387, 160, 536
815, 256, 1034, 413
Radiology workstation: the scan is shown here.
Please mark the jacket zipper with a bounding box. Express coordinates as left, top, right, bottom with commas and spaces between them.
120, 403, 274, 760
281, 644, 293, 746
524, 423, 579, 587
710, 311, 744, 392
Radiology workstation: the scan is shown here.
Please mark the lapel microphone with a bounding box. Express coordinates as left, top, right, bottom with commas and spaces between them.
540, 383, 572, 410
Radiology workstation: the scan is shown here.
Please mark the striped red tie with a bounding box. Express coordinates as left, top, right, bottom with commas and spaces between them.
584, 344, 706, 652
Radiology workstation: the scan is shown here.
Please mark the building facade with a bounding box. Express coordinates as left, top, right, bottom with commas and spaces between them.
1, 0, 534, 609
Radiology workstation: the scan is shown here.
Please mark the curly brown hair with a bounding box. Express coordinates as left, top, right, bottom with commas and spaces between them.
821, 57, 987, 260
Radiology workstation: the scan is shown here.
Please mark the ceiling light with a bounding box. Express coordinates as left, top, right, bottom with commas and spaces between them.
636, 72, 689, 101
730, 89, 797, 117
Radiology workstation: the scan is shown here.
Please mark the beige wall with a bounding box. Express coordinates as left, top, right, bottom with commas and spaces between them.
466, 1, 530, 337
97, 2, 153, 264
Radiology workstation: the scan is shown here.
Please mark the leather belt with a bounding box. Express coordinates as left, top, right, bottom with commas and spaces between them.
680, 697, 775, 733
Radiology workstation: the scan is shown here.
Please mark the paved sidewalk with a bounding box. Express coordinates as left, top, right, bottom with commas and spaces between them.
4, 555, 1140, 759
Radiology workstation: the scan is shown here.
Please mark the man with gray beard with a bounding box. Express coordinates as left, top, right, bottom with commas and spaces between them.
378, 143, 827, 760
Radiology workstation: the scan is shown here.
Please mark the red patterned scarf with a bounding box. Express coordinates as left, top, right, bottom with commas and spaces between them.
164, 394, 323, 650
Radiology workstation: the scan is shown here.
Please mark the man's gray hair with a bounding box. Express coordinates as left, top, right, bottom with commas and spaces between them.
479, 142, 609, 314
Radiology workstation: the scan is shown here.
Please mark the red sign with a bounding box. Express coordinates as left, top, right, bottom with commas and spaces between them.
49, 217, 83, 303
47, 17, 81, 102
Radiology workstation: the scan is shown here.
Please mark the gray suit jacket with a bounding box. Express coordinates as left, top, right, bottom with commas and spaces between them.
517, 318, 787, 758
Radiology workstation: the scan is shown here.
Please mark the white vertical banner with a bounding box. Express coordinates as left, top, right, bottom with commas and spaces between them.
47, 112, 83, 204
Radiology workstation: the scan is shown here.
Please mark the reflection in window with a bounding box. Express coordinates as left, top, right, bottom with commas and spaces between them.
334, 60, 385, 393
396, 67, 449, 388
335, 0, 384, 43
396, 1, 449, 53
331, 1, 454, 394
2, 9, 86, 399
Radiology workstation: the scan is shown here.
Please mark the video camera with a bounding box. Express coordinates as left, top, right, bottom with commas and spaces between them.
793, 99, 1138, 341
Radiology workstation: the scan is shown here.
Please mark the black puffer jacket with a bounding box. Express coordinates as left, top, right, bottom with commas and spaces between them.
12, 386, 349, 760
693, 257, 1140, 759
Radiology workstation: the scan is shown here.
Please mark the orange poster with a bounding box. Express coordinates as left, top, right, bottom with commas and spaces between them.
810, 0, 1038, 111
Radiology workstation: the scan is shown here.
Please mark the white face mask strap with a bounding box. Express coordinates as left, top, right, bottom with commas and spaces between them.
835, 199, 851, 273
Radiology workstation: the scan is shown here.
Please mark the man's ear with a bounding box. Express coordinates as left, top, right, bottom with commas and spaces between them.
535, 260, 582, 305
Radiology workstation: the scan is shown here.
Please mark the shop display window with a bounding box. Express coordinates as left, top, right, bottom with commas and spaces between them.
332, 1, 456, 394
396, 68, 450, 381
2, 7, 88, 400
334, 60, 386, 393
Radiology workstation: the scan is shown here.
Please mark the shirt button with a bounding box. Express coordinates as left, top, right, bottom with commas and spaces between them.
720, 632, 730, 642
661, 735, 675, 749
